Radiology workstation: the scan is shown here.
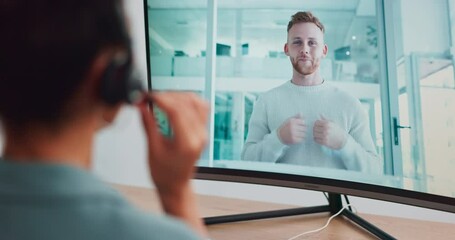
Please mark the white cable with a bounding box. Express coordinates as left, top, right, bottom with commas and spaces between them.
286, 204, 356, 240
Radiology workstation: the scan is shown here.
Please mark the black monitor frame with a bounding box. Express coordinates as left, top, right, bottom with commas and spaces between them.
196, 167, 455, 214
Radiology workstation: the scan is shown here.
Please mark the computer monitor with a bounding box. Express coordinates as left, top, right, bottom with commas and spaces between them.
143, 0, 455, 238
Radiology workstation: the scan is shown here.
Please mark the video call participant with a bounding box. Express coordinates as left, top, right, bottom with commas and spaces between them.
0, 0, 209, 239
242, 11, 382, 174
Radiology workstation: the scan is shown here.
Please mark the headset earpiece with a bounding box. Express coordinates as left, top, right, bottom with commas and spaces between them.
98, 2, 145, 106
99, 50, 144, 105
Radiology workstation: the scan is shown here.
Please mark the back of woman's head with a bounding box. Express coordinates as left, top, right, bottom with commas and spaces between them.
0, 0, 129, 128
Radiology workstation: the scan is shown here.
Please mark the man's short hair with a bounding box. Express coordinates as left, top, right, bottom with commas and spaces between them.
287, 11, 325, 33
0, 0, 128, 127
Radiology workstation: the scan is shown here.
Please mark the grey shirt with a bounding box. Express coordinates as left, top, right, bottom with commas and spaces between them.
0, 159, 201, 240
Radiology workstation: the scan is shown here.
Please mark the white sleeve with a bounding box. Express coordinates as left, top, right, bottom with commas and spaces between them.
241, 97, 288, 162
337, 104, 383, 174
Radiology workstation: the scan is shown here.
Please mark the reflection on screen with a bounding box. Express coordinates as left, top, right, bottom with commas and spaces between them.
146, 0, 455, 199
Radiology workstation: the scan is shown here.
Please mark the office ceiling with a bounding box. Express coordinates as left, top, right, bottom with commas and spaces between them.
147, 0, 371, 11
146, 0, 377, 58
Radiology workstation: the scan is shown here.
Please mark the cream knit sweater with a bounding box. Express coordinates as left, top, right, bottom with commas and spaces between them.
242, 80, 382, 174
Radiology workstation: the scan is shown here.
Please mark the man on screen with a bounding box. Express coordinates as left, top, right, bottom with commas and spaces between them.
0, 0, 209, 239
241, 11, 382, 174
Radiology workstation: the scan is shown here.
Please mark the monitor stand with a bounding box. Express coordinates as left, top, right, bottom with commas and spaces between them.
203, 193, 396, 240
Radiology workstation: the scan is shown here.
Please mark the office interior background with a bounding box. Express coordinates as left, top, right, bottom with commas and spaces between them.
0, 0, 455, 223
146, 0, 455, 197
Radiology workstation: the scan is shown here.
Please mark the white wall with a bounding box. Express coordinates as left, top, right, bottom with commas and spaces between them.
401, 0, 450, 55
92, 0, 455, 225
92, 0, 149, 185
93, 106, 151, 187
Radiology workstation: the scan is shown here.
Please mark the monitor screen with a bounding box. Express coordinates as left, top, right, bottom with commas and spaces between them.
143, 0, 455, 213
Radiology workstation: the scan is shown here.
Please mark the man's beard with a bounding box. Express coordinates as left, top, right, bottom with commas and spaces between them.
291, 57, 319, 76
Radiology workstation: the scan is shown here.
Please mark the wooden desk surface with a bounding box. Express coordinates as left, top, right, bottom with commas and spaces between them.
113, 184, 455, 240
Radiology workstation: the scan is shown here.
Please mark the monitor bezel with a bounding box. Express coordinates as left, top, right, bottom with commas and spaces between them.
196, 167, 455, 213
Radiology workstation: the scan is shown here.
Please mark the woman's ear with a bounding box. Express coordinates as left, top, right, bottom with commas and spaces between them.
98, 103, 122, 129
83, 49, 115, 103
91, 50, 123, 129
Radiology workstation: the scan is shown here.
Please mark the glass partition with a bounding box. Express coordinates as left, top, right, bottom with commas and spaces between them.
389, 0, 455, 196
397, 55, 455, 195
146, 2, 208, 134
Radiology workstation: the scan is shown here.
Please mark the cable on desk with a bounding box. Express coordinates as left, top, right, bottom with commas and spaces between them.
343, 194, 352, 212
286, 204, 357, 240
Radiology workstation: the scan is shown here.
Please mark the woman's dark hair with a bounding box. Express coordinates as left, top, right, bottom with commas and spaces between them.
0, 0, 129, 127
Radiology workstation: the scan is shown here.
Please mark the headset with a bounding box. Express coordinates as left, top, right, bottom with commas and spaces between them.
98, 3, 145, 106
99, 48, 144, 105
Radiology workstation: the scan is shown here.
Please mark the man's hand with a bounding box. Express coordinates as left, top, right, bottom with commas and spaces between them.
278, 113, 307, 145
138, 92, 209, 236
313, 115, 348, 150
